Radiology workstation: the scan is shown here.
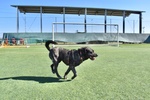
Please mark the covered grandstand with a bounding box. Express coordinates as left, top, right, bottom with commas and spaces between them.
2, 5, 150, 45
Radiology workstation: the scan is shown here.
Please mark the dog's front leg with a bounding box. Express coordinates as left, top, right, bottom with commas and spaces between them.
64, 67, 71, 79
71, 67, 77, 80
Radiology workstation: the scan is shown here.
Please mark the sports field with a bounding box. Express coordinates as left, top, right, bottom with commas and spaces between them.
0, 44, 150, 100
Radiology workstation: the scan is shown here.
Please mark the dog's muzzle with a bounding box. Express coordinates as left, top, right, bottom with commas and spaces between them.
90, 53, 98, 60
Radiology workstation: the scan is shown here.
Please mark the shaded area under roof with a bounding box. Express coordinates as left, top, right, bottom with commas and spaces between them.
11, 5, 145, 17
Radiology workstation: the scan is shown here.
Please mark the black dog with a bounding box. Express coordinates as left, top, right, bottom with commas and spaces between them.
45, 40, 98, 80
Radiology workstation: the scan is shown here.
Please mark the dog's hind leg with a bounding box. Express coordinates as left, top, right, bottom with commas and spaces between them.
54, 63, 62, 79
50, 64, 55, 74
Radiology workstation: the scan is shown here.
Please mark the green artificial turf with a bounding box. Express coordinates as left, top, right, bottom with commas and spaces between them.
0, 44, 150, 100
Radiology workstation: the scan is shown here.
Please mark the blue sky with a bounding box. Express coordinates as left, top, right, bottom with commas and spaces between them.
0, 0, 150, 37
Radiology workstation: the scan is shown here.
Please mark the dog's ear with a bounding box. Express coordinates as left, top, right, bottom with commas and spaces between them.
78, 47, 87, 54
78, 48, 82, 53
83, 47, 88, 53
78, 48, 82, 52
78, 48, 80, 51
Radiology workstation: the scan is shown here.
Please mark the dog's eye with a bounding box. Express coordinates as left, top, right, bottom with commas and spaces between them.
88, 51, 92, 54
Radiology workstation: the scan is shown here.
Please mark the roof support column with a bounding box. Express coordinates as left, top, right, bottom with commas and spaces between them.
139, 13, 142, 34
40, 7, 43, 33
123, 11, 126, 33
17, 6, 19, 33
63, 7, 65, 33
104, 9, 107, 33
84, 8, 87, 33
24, 13, 26, 33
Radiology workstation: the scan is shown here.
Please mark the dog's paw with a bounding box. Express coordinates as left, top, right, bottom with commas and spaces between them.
71, 75, 77, 80
64, 75, 67, 79
66, 79, 72, 81
58, 76, 62, 79
52, 71, 56, 74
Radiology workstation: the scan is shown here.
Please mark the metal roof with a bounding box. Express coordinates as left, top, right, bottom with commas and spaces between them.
11, 5, 145, 17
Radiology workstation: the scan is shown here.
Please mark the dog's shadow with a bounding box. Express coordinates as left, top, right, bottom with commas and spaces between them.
0, 76, 71, 83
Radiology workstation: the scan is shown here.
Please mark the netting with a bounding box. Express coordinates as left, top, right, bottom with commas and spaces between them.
52, 22, 119, 46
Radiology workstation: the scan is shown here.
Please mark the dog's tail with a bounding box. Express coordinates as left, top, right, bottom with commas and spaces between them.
45, 40, 57, 51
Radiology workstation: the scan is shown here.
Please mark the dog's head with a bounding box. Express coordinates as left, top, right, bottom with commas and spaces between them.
78, 47, 98, 61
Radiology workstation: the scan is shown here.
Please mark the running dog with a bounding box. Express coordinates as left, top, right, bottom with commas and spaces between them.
45, 40, 98, 80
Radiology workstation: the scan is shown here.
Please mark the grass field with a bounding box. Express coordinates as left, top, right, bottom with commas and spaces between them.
0, 44, 150, 100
